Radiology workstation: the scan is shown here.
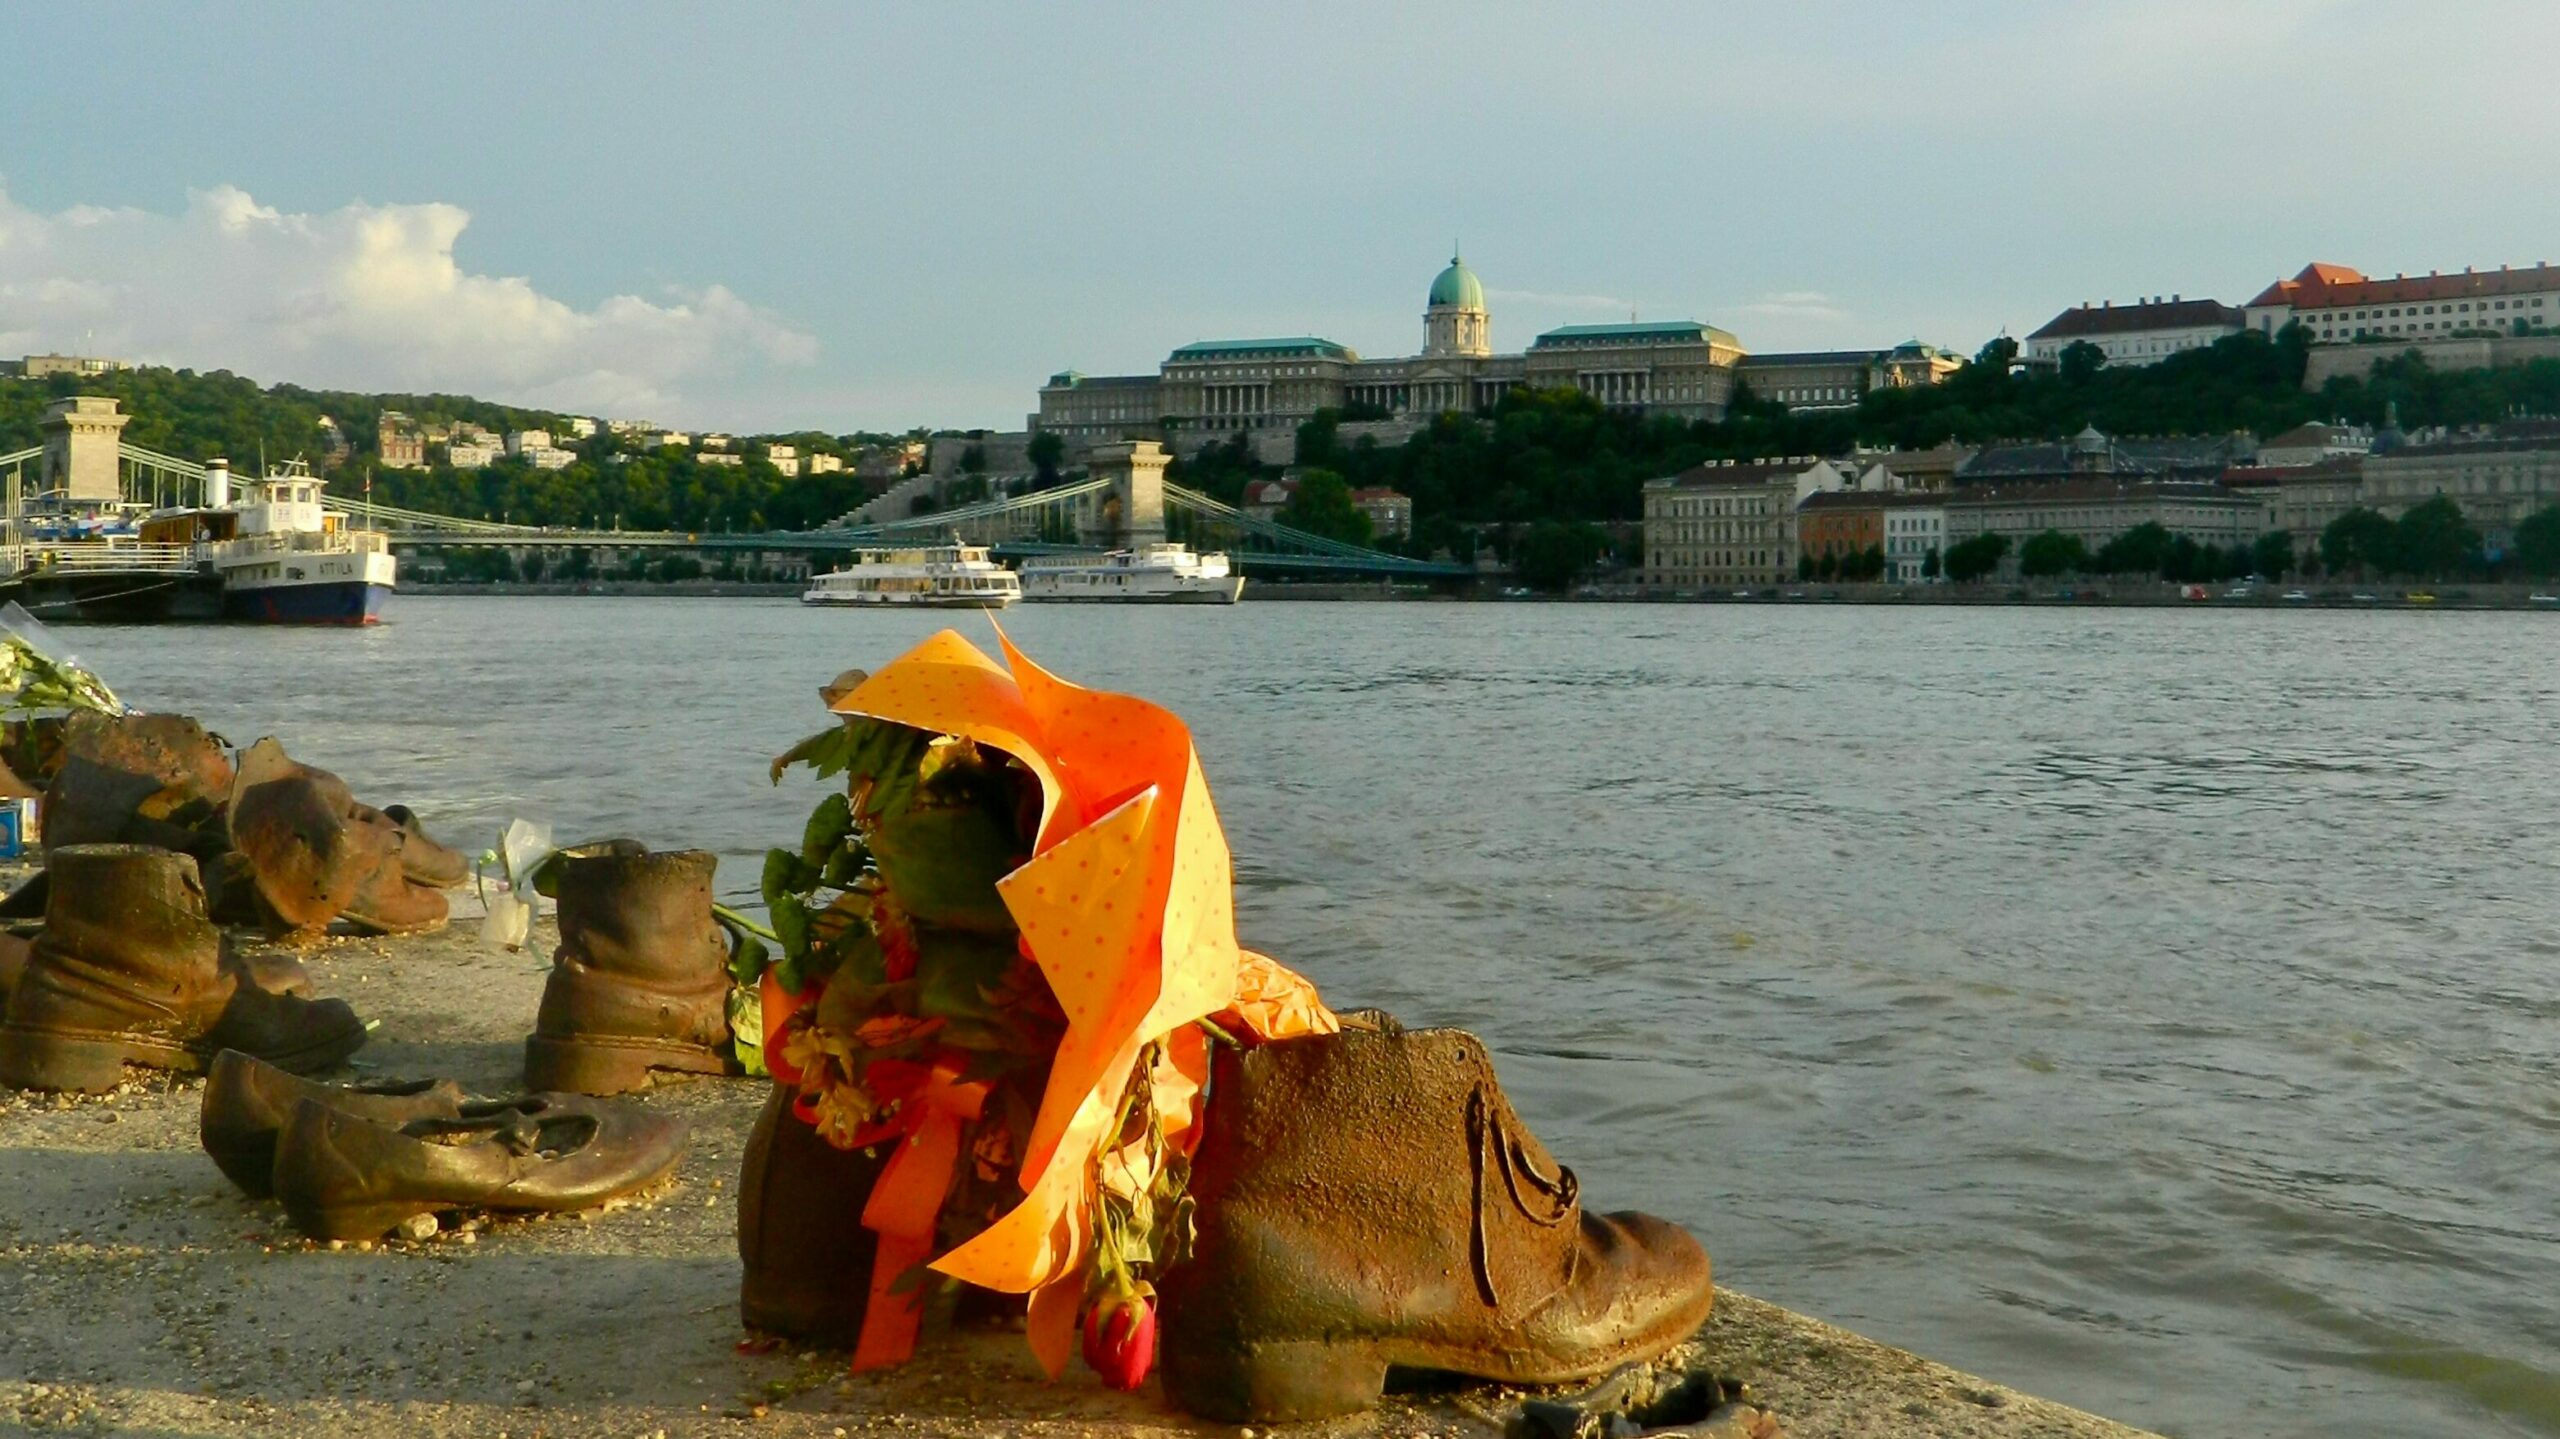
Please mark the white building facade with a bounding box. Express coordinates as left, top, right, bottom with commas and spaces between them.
2024, 296, 2244, 368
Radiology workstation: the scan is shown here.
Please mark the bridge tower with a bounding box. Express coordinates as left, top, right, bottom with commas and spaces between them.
40, 396, 130, 503
1080, 439, 1167, 548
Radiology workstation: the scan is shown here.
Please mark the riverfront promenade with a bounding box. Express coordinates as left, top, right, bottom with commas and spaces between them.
0, 901, 2160, 1439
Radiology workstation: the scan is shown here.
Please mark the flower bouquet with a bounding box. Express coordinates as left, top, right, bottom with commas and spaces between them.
743, 630, 1336, 1385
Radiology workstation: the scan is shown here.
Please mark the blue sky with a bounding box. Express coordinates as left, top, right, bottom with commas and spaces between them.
4, 2, 2555, 431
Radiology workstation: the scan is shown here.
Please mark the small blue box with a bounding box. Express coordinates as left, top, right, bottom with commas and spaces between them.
0, 799, 35, 860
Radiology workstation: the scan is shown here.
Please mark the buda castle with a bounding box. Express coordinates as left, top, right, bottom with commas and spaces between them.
1035, 254, 1957, 450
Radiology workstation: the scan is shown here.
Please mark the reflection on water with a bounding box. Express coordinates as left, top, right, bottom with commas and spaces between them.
87, 597, 2560, 1439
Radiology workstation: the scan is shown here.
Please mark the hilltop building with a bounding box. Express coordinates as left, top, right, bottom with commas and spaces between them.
1956, 428, 2253, 486
1735, 343, 1960, 412
1036, 253, 1745, 450
2024, 296, 2243, 368
4, 354, 131, 380
2244, 261, 2560, 341
378, 412, 427, 470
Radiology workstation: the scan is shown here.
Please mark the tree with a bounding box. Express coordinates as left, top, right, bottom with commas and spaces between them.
1858, 544, 1886, 581
2513, 504, 2560, 579
1921, 546, 1941, 581
2393, 494, 2479, 579
2251, 531, 2294, 580
1942, 533, 2009, 583
2092, 521, 2172, 577
1026, 431, 1065, 487
1511, 520, 1610, 592
2018, 529, 2089, 578
2322, 506, 2399, 578
1816, 550, 1839, 581
959, 443, 988, 475
1280, 468, 1373, 545
1796, 553, 1815, 582
2058, 341, 2106, 386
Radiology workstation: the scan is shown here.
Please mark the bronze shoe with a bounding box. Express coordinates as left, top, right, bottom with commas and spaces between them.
377, 804, 471, 889
522, 844, 736, 1095
200, 1048, 466, 1197
737, 1084, 887, 1343
270, 1091, 688, 1242
0, 845, 366, 1093
1156, 1027, 1715, 1422
39, 712, 235, 857
338, 835, 451, 937
226, 738, 375, 932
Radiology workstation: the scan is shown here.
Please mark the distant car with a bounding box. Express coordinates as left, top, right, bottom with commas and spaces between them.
2532, 593, 2560, 606
2282, 589, 2311, 602
2223, 586, 2254, 600
2352, 591, 2379, 603
2181, 584, 2210, 600
1732, 588, 1754, 599
1502, 586, 1532, 598
1783, 589, 1808, 600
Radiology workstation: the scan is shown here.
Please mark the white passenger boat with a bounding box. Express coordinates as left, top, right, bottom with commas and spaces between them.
141, 459, 398, 625
802, 541, 1021, 608
1017, 543, 1244, 604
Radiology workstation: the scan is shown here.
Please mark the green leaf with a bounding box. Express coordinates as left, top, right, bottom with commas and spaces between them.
770, 891, 813, 963
868, 800, 1022, 933
769, 724, 859, 786
913, 929, 1019, 1024
727, 985, 768, 1078
819, 838, 870, 888
719, 923, 771, 987
761, 848, 819, 906
800, 792, 853, 866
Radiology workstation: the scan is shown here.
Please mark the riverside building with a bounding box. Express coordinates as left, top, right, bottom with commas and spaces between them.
1642, 457, 1850, 591
1036, 254, 1746, 449
2023, 296, 2244, 368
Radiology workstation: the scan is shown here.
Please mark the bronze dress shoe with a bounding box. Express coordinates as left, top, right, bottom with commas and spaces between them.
0, 845, 367, 1093
39, 712, 235, 857
523, 845, 736, 1095
271, 1092, 689, 1242
199, 1048, 467, 1198
1157, 1027, 1716, 1422
377, 804, 472, 889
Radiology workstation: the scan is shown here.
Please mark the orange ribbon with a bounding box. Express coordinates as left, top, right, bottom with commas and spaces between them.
848, 1055, 992, 1372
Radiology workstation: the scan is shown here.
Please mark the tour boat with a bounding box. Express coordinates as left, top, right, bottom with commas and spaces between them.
137, 460, 398, 625
1017, 543, 1244, 605
802, 541, 1021, 608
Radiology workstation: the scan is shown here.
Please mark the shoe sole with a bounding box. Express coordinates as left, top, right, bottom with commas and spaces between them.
0, 1024, 194, 1093
523, 1032, 731, 1096
0, 1014, 367, 1095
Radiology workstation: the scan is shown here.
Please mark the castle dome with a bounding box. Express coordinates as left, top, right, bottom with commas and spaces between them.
1428, 253, 1485, 311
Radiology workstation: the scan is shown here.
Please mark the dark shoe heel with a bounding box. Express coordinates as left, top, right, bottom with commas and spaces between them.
0, 1027, 184, 1093
1163, 1339, 1391, 1423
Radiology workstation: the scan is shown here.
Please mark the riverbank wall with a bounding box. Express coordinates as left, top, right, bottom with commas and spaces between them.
0, 905, 2161, 1438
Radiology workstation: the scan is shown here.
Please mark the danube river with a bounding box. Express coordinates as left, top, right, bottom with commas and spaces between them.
82, 597, 2560, 1439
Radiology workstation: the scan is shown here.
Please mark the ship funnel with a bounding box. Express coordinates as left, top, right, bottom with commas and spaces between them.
204, 458, 231, 508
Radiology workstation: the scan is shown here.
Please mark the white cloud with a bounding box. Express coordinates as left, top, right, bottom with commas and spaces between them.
1486, 286, 1636, 313
1735, 290, 1850, 325
0, 185, 815, 421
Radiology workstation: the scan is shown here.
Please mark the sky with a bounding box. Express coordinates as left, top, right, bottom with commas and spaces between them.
4, 2, 2557, 434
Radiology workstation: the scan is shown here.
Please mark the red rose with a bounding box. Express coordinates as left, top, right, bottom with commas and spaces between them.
1081, 1285, 1156, 1391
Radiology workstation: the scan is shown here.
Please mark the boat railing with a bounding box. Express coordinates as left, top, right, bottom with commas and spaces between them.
0, 541, 198, 574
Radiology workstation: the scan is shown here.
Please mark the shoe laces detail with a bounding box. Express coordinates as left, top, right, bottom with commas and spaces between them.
1466, 1085, 1580, 1308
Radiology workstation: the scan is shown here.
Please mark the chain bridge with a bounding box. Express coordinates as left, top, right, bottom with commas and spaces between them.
0, 428, 1466, 580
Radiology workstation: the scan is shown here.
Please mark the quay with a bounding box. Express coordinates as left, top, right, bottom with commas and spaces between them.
0, 892, 2158, 1439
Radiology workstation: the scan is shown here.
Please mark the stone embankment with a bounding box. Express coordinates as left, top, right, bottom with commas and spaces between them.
0, 905, 2160, 1438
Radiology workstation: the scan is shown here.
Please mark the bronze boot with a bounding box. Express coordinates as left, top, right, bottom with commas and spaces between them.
1156, 1027, 1716, 1422
0, 845, 366, 1093
737, 1084, 888, 1343
40, 712, 236, 855
522, 845, 736, 1095
226, 738, 376, 933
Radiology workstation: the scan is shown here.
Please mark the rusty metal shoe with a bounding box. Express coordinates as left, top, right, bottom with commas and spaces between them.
522, 844, 737, 1095
1156, 1027, 1716, 1422
199, 1048, 467, 1198
377, 805, 471, 889
226, 738, 373, 932
737, 1084, 888, 1343
270, 1091, 689, 1241
40, 712, 236, 856
0, 845, 366, 1093
339, 838, 451, 937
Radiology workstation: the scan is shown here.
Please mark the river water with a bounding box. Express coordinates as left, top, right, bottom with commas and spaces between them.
66, 597, 2560, 1438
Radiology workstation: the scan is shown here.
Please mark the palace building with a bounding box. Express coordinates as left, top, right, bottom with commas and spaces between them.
1035, 254, 1747, 448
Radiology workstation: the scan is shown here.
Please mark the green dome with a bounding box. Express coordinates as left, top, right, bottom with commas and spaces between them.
1428, 253, 1484, 311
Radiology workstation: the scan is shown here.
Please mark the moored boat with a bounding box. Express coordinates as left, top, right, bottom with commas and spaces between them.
137, 460, 398, 626
803, 540, 1020, 608
1018, 543, 1244, 604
